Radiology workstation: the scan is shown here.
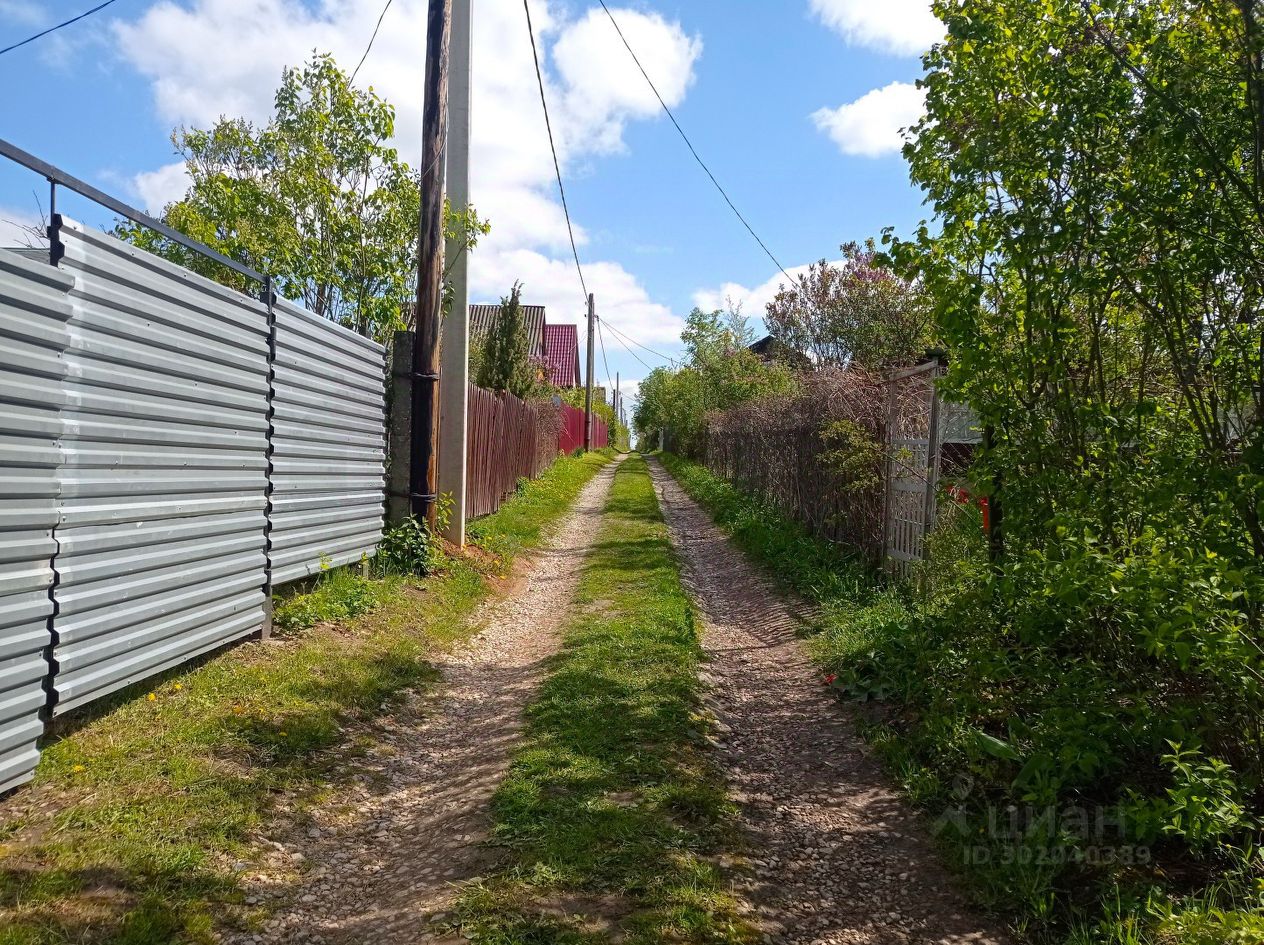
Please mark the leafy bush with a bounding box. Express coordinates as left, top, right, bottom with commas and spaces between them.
273, 562, 387, 632
375, 516, 443, 577
664, 454, 1264, 943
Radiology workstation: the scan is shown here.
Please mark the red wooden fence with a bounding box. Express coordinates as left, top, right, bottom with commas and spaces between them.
559, 404, 608, 454
467, 385, 560, 519
560, 404, 585, 455
467, 387, 609, 520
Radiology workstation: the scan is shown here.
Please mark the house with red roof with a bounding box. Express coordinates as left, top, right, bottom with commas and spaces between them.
469, 301, 582, 389
543, 323, 581, 389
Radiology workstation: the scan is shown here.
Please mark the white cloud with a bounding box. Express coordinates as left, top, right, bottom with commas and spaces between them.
812, 81, 925, 157
808, 0, 941, 56
0, 206, 46, 249
132, 161, 189, 214
473, 245, 684, 347
113, 0, 696, 347
0, 0, 46, 27
693, 258, 846, 329
552, 7, 700, 155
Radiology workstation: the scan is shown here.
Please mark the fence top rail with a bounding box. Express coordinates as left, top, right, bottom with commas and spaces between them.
0, 136, 268, 286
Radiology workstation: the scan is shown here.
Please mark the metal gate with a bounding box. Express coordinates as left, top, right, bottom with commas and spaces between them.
883, 359, 944, 574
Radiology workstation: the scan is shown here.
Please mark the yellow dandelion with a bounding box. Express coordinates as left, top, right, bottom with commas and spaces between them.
146, 693, 156, 702
71, 764, 86, 773
173, 683, 183, 691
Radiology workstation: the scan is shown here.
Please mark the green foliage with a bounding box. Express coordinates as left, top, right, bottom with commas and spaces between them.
829, 0, 1264, 939
764, 240, 936, 370
456, 456, 754, 944
475, 282, 539, 399
818, 417, 885, 494
659, 453, 871, 604
375, 496, 452, 577
662, 454, 1264, 942
115, 53, 488, 342
633, 308, 798, 456
273, 563, 385, 632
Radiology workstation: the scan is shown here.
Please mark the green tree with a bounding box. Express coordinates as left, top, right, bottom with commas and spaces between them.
117, 53, 488, 341
877, 0, 1264, 934
764, 240, 935, 370
476, 283, 538, 399
633, 307, 798, 456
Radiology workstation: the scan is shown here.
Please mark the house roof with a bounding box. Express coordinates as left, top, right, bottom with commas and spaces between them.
469, 303, 547, 359
543, 323, 581, 388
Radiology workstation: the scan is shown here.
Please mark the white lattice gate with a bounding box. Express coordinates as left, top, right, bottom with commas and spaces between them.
883, 360, 944, 574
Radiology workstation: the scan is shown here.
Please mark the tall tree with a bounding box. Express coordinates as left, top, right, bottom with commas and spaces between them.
633, 307, 798, 456
764, 240, 935, 370
476, 283, 538, 399
117, 53, 488, 341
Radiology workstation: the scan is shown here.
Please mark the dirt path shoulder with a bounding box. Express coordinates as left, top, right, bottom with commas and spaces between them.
648, 458, 1007, 945
231, 456, 623, 945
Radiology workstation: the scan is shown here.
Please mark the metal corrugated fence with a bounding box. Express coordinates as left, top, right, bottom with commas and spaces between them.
0, 248, 71, 793
51, 221, 272, 714
268, 299, 385, 584
0, 219, 389, 790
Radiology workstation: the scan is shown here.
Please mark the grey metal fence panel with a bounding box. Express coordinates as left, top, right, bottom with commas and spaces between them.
0, 248, 71, 792
50, 219, 271, 714
268, 299, 385, 585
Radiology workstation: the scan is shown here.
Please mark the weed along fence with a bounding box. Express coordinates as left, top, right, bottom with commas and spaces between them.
0, 218, 388, 794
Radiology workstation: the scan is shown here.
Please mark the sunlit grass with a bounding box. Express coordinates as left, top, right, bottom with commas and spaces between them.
457, 455, 755, 945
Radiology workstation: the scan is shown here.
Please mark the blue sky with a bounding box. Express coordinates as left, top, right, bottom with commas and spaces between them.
0, 0, 938, 407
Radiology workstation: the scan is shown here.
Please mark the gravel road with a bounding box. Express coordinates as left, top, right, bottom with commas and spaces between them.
648, 458, 1008, 945
228, 457, 622, 945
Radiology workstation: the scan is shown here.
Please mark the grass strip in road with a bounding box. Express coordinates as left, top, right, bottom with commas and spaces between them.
0, 450, 614, 945
457, 454, 755, 945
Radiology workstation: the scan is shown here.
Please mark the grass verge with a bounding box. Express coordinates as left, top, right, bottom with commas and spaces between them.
0, 450, 613, 945
456, 454, 755, 945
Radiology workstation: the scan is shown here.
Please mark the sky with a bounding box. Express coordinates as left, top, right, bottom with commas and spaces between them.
0, 0, 940, 413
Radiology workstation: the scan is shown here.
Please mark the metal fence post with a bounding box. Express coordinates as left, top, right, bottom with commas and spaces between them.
923, 359, 944, 547
260, 276, 276, 640
387, 331, 416, 525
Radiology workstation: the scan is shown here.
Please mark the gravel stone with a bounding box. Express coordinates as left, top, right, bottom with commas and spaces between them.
648, 458, 1010, 945
225, 458, 623, 945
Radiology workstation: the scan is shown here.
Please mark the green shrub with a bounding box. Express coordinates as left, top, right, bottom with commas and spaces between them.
274, 564, 387, 632
663, 452, 1264, 944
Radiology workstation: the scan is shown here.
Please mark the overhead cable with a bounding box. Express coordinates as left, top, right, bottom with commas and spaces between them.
0, 0, 123, 57
523, 0, 589, 305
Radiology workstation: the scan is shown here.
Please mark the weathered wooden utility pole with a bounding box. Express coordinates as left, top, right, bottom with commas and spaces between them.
437, 0, 471, 545
412, 0, 453, 529
584, 293, 595, 451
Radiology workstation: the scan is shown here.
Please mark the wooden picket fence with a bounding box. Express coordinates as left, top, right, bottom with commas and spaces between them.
466, 384, 564, 519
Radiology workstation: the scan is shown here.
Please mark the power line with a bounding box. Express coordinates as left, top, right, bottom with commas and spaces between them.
600, 317, 657, 372
523, 0, 589, 305
0, 0, 123, 57
596, 0, 802, 291
596, 317, 614, 392
600, 317, 676, 366
349, 0, 395, 84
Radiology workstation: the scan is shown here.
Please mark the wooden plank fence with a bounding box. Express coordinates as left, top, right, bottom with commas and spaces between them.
466, 384, 563, 519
